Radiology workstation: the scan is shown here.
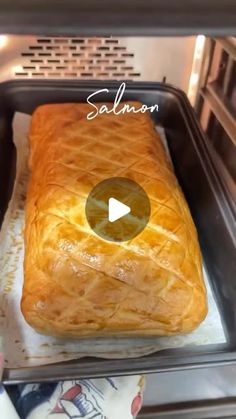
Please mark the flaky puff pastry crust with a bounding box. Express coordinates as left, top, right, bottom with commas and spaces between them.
21, 102, 207, 338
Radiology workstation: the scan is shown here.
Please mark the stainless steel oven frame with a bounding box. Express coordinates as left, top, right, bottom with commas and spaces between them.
0, 2, 235, 416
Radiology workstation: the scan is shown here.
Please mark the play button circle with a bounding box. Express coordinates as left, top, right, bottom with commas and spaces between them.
85, 177, 150, 242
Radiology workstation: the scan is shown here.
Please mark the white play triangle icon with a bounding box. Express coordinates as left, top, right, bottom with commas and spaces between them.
108, 197, 131, 223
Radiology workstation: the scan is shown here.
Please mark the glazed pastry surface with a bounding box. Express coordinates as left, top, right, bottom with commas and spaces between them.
21, 102, 207, 337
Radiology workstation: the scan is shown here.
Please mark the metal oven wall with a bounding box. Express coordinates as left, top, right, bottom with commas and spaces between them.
0, 35, 197, 94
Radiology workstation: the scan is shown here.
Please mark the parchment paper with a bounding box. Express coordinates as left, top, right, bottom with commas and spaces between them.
0, 112, 226, 368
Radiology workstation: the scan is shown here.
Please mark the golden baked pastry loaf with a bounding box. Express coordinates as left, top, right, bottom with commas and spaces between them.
21, 102, 207, 337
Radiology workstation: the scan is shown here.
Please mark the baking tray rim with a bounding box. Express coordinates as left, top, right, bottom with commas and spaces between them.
3, 344, 236, 384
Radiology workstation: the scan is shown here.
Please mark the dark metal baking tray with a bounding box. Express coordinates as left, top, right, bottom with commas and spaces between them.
0, 80, 235, 384
0, 0, 235, 36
